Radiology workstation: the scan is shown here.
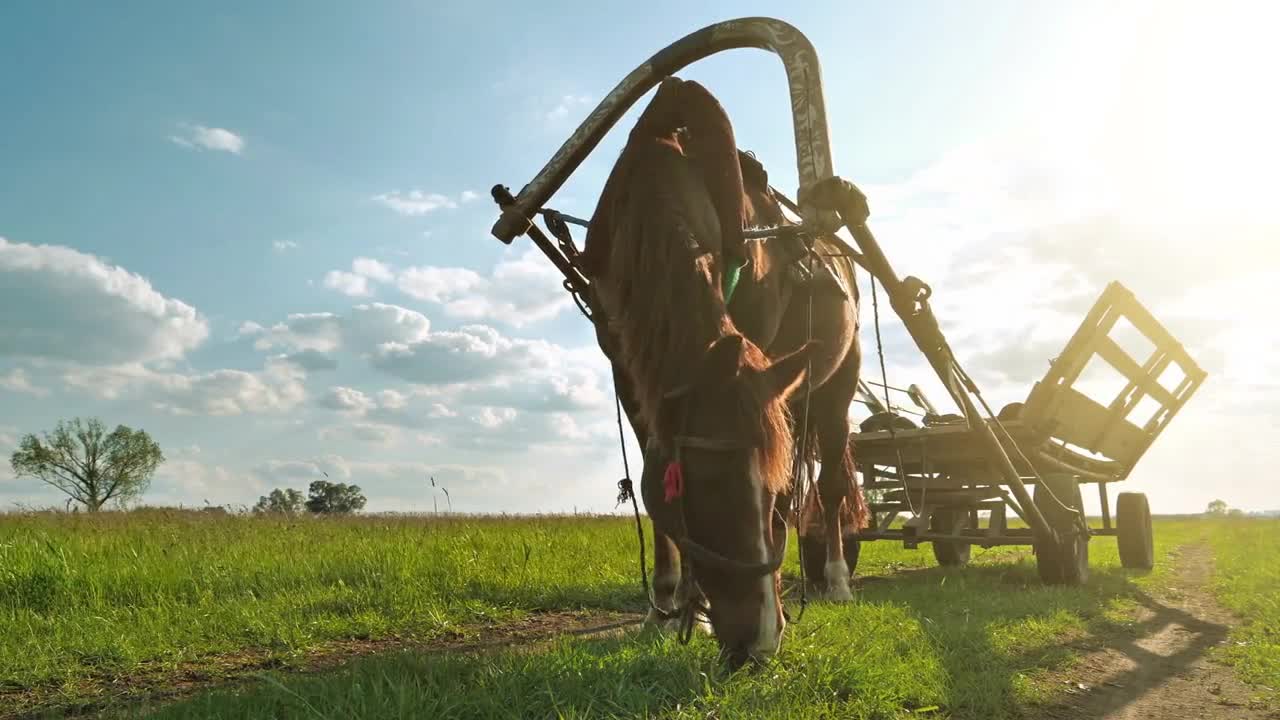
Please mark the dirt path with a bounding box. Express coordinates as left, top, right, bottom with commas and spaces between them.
4, 609, 646, 720
1043, 543, 1276, 719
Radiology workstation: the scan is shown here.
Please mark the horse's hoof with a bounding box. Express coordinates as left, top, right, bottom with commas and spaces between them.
824, 583, 855, 602
643, 607, 675, 629
823, 560, 854, 602
693, 615, 713, 636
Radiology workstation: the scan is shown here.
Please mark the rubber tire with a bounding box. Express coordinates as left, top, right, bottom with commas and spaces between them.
930, 507, 972, 566
841, 532, 862, 576
859, 412, 917, 433
998, 402, 1024, 421
1116, 492, 1155, 570
1033, 475, 1090, 585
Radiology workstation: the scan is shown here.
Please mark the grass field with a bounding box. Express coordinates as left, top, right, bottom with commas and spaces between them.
1204, 519, 1280, 706
0, 509, 1274, 719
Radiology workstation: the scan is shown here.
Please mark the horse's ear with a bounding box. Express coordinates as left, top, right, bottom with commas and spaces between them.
759, 340, 822, 401
699, 334, 746, 385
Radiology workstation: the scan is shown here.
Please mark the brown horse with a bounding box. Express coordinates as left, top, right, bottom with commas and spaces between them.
582, 76, 865, 668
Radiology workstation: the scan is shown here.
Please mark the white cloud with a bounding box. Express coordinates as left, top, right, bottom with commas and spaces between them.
322, 270, 373, 297
318, 423, 400, 447
0, 368, 48, 397
546, 94, 592, 122
145, 459, 260, 509
322, 248, 571, 328
242, 304, 434, 377
459, 190, 480, 203
318, 386, 376, 413
254, 454, 352, 483
322, 258, 403, 298
62, 357, 307, 416
242, 312, 344, 353
0, 237, 209, 366
169, 123, 246, 154
472, 406, 517, 429
245, 305, 607, 414
396, 265, 485, 303
352, 257, 395, 283
371, 190, 459, 216
273, 240, 299, 253
437, 248, 571, 327
345, 303, 433, 349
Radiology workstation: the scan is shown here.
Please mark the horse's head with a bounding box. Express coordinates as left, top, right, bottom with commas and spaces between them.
644, 332, 816, 669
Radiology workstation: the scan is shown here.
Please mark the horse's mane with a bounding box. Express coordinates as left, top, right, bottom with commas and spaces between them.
585, 84, 795, 495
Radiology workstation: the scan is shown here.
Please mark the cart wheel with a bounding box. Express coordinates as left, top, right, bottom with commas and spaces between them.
842, 531, 861, 576
930, 507, 971, 566
1116, 491, 1154, 570
1033, 474, 1089, 585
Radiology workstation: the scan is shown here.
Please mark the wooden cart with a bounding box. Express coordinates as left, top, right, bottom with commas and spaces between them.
851, 281, 1206, 581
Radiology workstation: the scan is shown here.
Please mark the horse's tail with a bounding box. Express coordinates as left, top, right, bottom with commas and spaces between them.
794, 426, 869, 533
842, 436, 870, 530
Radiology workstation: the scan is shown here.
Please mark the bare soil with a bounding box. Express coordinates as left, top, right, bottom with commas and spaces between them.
1040, 543, 1278, 719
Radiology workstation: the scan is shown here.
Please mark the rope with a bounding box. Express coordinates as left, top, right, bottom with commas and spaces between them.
786, 236, 821, 624
870, 275, 921, 519
612, 391, 670, 622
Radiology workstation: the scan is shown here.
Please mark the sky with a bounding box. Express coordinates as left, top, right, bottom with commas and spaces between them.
1, 0, 1276, 515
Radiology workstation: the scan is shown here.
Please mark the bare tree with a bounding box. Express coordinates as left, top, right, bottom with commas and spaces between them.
9, 417, 164, 512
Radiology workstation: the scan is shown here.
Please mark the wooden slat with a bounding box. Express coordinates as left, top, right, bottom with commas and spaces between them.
1094, 337, 1178, 407
1042, 387, 1148, 465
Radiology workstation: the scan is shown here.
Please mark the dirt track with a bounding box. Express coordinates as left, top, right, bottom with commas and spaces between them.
1042, 543, 1277, 719
5, 610, 646, 720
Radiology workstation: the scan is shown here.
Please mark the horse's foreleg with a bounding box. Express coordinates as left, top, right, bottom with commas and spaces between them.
815, 409, 856, 602
647, 531, 680, 625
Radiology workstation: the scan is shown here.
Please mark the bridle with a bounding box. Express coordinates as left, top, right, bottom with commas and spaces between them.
646, 381, 789, 642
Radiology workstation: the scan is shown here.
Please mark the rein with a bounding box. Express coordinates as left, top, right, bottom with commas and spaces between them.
655, 383, 786, 584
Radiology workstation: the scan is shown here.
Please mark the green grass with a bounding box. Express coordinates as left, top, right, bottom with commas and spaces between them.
0, 508, 643, 703
1203, 517, 1280, 704
0, 508, 1212, 720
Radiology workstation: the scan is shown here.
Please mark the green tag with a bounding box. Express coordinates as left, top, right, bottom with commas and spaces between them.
721, 256, 747, 303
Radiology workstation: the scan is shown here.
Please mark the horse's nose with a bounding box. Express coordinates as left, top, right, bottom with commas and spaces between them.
722, 642, 776, 672
722, 646, 753, 672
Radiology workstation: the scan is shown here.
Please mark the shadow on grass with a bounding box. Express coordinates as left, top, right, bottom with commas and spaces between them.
829, 553, 1235, 719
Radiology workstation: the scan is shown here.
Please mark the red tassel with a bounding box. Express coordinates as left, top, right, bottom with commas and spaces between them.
663, 461, 684, 502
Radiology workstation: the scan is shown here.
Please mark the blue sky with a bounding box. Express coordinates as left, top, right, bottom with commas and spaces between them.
2, 1, 1276, 514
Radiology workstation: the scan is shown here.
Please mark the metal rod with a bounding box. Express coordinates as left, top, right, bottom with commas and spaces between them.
548, 211, 591, 228
865, 380, 913, 393
851, 530, 1033, 547
492, 186, 590, 298
1099, 482, 1112, 530
547, 204, 816, 242
491, 16, 839, 245
844, 219, 1057, 544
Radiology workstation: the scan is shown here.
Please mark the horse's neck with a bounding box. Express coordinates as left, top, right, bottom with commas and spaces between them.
591, 149, 734, 431
724, 236, 794, 351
